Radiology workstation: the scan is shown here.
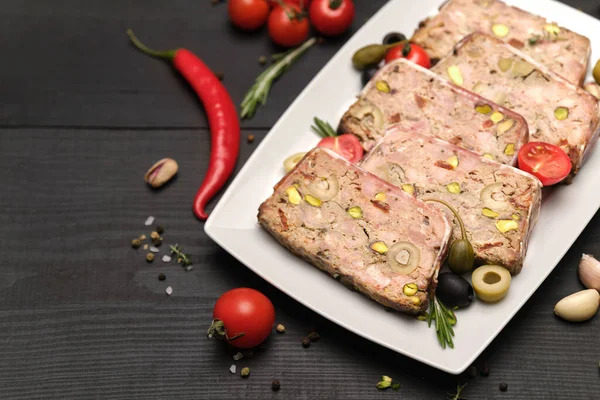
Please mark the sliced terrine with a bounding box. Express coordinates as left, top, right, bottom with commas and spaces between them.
411, 0, 590, 85
338, 58, 528, 165
361, 124, 542, 275
432, 33, 600, 177
258, 148, 452, 314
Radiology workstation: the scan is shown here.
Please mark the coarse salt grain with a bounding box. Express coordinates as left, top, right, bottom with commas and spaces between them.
165, 286, 173, 296
233, 352, 243, 361
230, 364, 236, 374
162, 255, 172, 262
150, 246, 160, 253
145, 216, 155, 226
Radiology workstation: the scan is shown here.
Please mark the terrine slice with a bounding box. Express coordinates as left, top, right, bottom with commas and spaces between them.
432, 33, 600, 177
361, 124, 542, 275
411, 0, 590, 85
338, 58, 528, 165
258, 147, 452, 314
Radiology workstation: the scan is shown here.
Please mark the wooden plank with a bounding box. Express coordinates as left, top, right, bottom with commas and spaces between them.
0, 128, 598, 399
0, 0, 386, 129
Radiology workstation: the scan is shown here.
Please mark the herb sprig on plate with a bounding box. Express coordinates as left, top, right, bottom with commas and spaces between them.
427, 295, 457, 349
241, 37, 316, 119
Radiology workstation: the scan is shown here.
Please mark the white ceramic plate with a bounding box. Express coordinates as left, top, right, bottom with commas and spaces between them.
205, 0, 600, 374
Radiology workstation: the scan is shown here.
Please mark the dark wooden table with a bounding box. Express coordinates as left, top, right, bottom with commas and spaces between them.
1, 1, 599, 399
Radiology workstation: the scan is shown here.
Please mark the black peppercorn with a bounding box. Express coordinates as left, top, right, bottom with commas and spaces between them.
156, 225, 164, 234
301, 337, 311, 348
146, 253, 155, 262
131, 238, 141, 248
467, 366, 477, 378
158, 273, 166, 281
272, 380, 280, 391
152, 238, 162, 247
307, 331, 320, 342
480, 366, 490, 377
499, 382, 508, 392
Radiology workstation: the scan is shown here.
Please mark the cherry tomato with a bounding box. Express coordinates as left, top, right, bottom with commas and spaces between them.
309, 0, 355, 37
228, 0, 270, 31
317, 134, 364, 163
209, 288, 275, 349
517, 142, 572, 186
384, 43, 431, 69
268, 4, 310, 47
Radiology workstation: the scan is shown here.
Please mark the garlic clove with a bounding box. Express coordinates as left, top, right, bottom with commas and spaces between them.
554, 289, 599, 322
579, 254, 600, 291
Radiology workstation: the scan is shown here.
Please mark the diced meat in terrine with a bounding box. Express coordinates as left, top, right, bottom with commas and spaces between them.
338, 58, 528, 165
258, 148, 452, 314
361, 124, 542, 275
411, 0, 590, 85
432, 33, 600, 177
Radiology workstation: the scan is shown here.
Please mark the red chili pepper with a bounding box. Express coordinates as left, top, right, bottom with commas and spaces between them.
127, 30, 240, 220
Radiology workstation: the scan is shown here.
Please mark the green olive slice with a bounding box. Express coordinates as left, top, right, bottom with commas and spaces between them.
471, 265, 511, 302
283, 152, 307, 173
352, 101, 384, 130
480, 182, 510, 211
387, 242, 420, 275
307, 175, 340, 201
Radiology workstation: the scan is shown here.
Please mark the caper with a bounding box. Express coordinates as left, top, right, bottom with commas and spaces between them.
423, 198, 475, 274
448, 239, 475, 275
593, 59, 600, 85
352, 41, 406, 70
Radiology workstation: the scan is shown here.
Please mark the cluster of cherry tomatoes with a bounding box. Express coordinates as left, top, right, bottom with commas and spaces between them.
228, 0, 355, 48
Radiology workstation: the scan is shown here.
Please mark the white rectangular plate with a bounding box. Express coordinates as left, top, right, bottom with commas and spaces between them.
205, 0, 600, 374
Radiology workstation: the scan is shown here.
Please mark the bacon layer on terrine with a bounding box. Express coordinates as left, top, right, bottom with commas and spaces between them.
361, 124, 542, 275
432, 33, 600, 177
258, 148, 452, 314
411, 0, 590, 85
338, 58, 528, 165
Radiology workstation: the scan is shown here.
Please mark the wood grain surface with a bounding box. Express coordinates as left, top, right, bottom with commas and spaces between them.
1, 1, 599, 399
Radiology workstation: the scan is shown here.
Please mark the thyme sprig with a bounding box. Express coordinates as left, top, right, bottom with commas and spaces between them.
427, 295, 456, 349
446, 383, 467, 400
170, 244, 193, 271
241, 37, 316, 119
311, 117, 337, 138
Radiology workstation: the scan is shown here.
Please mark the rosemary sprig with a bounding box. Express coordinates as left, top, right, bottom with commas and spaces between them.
241, 37, 317, 119
170, 244, 193, 271
427, 295, 456, 349
311, 117, 337, 138
446, 383, 467, 400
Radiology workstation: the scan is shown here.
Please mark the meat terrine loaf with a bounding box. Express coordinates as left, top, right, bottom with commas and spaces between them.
432, 33, 600, 177
361, 124, 542, 275
258, 148, 452, 314
411, 0, 590, 85
338, 58, 528, 165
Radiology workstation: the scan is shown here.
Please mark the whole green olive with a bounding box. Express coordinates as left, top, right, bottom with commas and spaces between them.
351, 41, 406, 70
593, 59, 600, 85
447, 238, 475, 275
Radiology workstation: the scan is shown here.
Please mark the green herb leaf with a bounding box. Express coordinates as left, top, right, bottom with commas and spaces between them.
241, 38, 316, 119
446, 383, 467, 400
311, 117, 337, 138
427, 295, 456, 349
169, 244, 193, 270
391, 383, 400, 391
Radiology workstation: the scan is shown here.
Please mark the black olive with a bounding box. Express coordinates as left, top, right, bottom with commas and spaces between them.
382, 32, 407, 45
361, 66, 379, 86
436, 273, 474, 308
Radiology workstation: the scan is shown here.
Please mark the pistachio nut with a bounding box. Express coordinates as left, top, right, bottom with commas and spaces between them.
554, 107, 569, 121
446, 182, 461, 194
374, 192, 386, 202
401, 184, 415, 195
447, 65, 463, 86
347, 206, 363, 219
448, 155, 459, 168
492, 23, 509, 38
498, 58, 513, 72
495, 219, 518, 233
403, 283, 418, 296
475, 104, 492, 114
497, 118, 515, 135
490, 111, 504, 123
145, 158, 179, 188
371, 241, 389, 254
483, 153, 495, 160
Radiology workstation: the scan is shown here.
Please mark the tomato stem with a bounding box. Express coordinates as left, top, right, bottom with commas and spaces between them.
127, 29, 178, 61
329, 0, 343, 10
206, 318, 246, 341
